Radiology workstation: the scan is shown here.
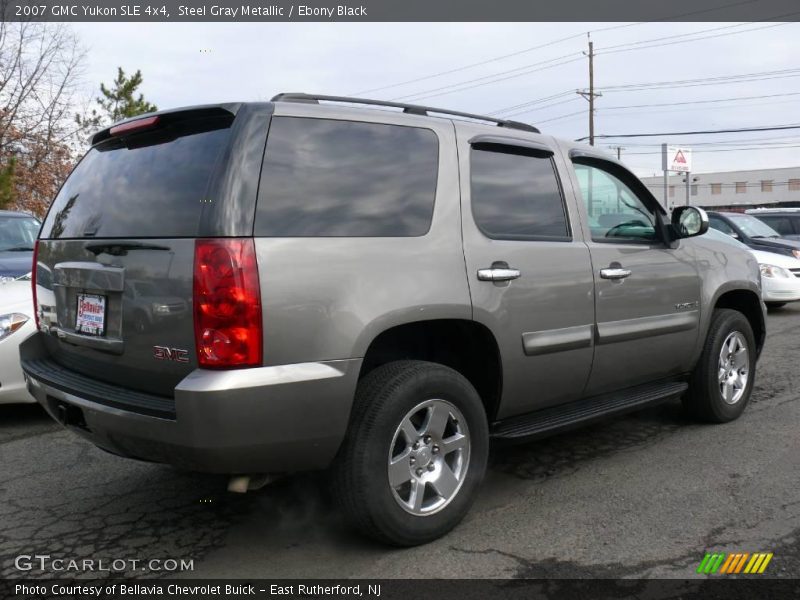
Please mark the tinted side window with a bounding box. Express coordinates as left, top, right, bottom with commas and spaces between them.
760, 216, 793, 235
255, 117, 438, 237
709, 217, 735, 236
470, 147, 569, 240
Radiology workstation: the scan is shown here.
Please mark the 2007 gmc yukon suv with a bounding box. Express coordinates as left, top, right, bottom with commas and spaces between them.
21, 94, 766, 546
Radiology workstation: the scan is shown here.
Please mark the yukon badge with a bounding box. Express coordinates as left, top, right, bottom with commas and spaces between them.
675, 301, 699, 311
153, 346, 189, 363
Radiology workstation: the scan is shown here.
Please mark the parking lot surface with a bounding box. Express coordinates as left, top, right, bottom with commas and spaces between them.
1, 306, 799, 580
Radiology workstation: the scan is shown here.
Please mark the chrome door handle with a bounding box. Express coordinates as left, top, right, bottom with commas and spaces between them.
477, 267, 521, 282
600, 268, 632, 280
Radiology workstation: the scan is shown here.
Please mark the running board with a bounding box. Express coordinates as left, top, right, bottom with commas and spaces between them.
491, 380, 688, 441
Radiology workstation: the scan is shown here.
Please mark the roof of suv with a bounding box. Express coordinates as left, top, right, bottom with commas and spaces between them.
91, 94, 544, 147
270, 93, 541, 134
746, 208, 800, 215
0, 210, 37, 219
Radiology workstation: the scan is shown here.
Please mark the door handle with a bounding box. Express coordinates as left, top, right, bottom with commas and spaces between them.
600, 267, 632, 280
477, 267, 521, 282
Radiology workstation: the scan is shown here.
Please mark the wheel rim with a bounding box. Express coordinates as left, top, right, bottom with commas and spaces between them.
387, 399, 470, 516
718, 331, 750, 405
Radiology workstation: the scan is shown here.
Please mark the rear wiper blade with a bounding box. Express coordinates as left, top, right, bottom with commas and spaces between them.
85, 241, 171, 256
1, 246, 35, 251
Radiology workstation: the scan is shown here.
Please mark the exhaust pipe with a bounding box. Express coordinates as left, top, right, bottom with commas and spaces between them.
227, 474, 276, 493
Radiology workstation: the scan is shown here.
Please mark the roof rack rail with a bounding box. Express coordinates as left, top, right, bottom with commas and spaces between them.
271, 93, 540, 134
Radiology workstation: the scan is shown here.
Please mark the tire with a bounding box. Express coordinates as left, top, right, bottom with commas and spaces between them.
683, 309, 756, 423
766, 302, 787, 310
332, 360, 489, 546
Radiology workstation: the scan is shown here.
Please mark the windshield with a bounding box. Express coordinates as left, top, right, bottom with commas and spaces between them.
727, 214, 781, 238
0, 216, 40, 251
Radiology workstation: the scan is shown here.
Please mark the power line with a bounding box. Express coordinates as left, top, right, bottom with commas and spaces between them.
490, 67, 800, 117
392, 55, 585, 103
350, 33, 587, 96
351, 0, 765, 97
396, 18, 794, 104
602, 90, 800, 110
601, 67, 800, 92
579, 124, 800, 141
536, 110, 587, 124
501, 91, 800, 120
598, 20, 797, 57
621, 144, 800, 155
601, 133, 800, 147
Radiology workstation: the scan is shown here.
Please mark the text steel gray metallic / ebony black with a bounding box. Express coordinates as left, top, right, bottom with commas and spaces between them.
20, 94, 766, 545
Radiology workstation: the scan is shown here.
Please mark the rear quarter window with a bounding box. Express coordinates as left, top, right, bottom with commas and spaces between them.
255, 117, 439, 237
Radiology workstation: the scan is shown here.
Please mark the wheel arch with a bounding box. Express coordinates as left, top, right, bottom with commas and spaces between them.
357, 319, 503, 421
711, 286, 766, 357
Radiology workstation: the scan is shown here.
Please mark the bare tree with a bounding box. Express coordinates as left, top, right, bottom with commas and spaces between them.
0, 15, 86, 216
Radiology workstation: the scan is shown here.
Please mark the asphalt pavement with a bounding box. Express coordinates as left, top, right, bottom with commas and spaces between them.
1, 305, 798, 580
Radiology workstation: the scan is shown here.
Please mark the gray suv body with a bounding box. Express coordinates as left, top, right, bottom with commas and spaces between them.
21, 94, 766, 545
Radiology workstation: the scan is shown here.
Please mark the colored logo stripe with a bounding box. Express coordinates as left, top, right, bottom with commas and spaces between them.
699, 552, 773, 574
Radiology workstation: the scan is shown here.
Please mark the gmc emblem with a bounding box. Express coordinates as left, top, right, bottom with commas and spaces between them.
153, 346, 190, 363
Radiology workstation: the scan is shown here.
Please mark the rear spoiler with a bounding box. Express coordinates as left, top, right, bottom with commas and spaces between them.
90, 103, 242, 146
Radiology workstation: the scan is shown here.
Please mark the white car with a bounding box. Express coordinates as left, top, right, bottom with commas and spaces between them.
0, 274, 36, 403
704, 228, 800, 308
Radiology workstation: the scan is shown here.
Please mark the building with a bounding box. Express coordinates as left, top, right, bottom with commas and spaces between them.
639, 166, 800, 212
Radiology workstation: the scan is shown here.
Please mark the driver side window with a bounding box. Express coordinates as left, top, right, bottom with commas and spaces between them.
574, 163, 656, 242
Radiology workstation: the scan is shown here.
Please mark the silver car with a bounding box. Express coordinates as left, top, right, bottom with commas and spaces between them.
21, 94, 765, 545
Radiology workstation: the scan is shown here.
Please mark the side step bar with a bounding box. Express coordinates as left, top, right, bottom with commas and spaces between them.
491, 380, 688, 441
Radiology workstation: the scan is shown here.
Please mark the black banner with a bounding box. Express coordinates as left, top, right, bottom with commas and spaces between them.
3, 579, 800, 600
2, 0, 800, 22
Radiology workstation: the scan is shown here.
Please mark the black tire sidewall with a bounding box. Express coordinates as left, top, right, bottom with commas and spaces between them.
343, 362, 489, 546
697, 310, 756, 422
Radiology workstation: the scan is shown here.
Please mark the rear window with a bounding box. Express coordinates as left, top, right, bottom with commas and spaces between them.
255, 117, 438, 237
40, 118, 233, 239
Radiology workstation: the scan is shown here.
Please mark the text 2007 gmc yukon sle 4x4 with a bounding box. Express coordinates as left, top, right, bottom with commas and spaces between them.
21, 94, 765, 546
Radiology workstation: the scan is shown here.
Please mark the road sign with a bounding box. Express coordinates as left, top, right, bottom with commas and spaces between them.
662, 144, 692, 173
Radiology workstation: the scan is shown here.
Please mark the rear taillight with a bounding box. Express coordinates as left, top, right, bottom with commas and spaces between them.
193, 239, 262, 369
31, 240, 40, 331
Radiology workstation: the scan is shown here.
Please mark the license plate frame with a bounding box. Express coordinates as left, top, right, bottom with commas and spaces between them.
75, 293, 107, 337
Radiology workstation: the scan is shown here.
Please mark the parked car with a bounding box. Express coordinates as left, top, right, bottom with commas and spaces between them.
22, 95, 765, 546
745, 208, 800, 241
0, 274, 36, 404
0, 210, 40, 280
704, 229, 800, 308
707, 210, 800, 259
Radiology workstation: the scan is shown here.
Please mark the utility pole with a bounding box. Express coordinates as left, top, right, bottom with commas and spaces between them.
610, 145, 625, 160
576, 34, 602, 146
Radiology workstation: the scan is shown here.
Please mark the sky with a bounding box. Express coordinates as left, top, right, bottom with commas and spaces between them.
70, 21, 800, 177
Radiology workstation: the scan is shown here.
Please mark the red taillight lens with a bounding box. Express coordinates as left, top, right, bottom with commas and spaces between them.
193, 239, 262, 368
31, 240, 40, 331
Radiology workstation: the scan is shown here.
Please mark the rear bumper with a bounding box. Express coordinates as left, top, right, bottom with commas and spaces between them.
20, 333, 361, 474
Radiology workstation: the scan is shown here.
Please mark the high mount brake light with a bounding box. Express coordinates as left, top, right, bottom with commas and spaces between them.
193, 239, 262, 369
109, 115, 160, 136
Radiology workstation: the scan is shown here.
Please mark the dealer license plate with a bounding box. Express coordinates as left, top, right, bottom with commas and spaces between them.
75, 293, 107, 336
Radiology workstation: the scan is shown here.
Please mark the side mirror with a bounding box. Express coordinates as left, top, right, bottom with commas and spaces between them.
671, 206, 709, 239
